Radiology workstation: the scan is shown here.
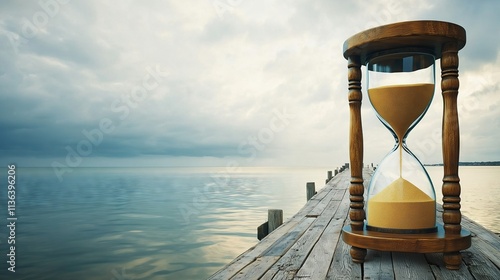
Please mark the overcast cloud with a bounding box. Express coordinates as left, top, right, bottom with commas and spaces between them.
1, 0, 499, 170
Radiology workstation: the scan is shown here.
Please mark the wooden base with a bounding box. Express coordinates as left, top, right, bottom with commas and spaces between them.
342, 222, 471, 269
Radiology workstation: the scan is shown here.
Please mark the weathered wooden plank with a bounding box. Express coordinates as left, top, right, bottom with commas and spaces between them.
296, 184, 349, 279
229, 256, 281, 280
331, 187, 347, 201
288, 188, 332, 221
462, 243, 500, 280
468, 236, 500, 269
308, 186, 332, 203
307, 188, 345, 217
263, 197, 344, 279
332, 189, 350, 221
293, 188, 350, 279
267, 270, 293, 280
294, 216, 345, 279
425, 253, 473, 280
296, 220, 345, 279
363, 250, 394, 280
261, 217, 316, 257
462, 217, 500, 250
327, 170, 347, 187
334, 175, 351, 190
327, 172, 364, 280
327, 236, 362, 279
392, 252, 434, 280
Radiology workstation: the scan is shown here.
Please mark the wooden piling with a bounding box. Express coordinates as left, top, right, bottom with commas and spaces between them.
257, 221, 269, 241
306, 182, 316, 201
268, 209, 283, 233
326, 171, 333, 183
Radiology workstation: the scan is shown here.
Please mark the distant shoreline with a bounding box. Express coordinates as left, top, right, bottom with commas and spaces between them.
425, 161, 500, 166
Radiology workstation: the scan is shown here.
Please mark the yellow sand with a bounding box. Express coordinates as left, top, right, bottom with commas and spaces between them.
368, 84, 435, 229
367, 177, 435, 229
368, 83, 434, 143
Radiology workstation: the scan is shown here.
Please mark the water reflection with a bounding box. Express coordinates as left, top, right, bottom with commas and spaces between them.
0, 167, 328, 280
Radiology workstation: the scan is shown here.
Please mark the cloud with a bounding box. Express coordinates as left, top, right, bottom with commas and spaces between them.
404, 0, 500, 70
0, 0, 499, 168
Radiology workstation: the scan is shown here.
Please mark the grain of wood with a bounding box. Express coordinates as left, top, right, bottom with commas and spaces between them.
327, 236, 362, 279
261, 218, 316, 257
461, 216, 500, 252
294, 216, 345, 279
294, 189, 350, 279
392, 252, 434, 279
425, 253, 473, 280
363, 250, 394, 280
468, 237, 500, 269
462, 244, 500, 280
230, 256, 280, 280
308, 189, 344, 217
263, 197, 344, 279
324, 172, 344, 188
343, 20, 466, 62
290, 187, 333, 220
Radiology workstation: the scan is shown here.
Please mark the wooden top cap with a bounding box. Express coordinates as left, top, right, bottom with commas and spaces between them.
343, 20, 466, 63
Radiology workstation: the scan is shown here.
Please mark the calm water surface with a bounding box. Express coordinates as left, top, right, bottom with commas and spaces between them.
0, 166, 498, 279
0, 167, 329, 280
427, 166, 500, 234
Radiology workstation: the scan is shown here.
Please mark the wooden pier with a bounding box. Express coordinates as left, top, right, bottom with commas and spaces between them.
209, 168, 500, 280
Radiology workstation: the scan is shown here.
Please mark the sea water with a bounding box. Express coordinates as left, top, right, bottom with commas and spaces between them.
0, 166, 326, 279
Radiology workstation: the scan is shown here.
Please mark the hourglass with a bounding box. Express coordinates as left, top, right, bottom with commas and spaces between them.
341, 21, 471, 270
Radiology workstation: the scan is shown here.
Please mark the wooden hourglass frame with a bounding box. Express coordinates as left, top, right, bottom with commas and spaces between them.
341, 21, 471, 270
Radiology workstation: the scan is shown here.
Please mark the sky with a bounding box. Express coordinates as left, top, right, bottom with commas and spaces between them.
1, 0, 499, 170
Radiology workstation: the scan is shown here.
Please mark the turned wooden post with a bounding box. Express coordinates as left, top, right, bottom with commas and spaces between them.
441, 41, 463, 269
347, 55, 367, 262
